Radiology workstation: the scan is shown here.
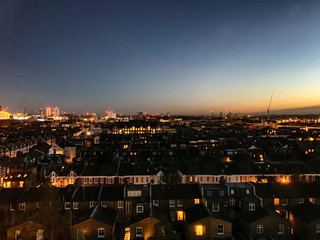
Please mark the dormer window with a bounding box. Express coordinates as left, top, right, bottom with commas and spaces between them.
64, 202, 71, 210
19, 202, 26, 211
212, 203, 220, 212
90, 201, 96, 208
249, 203, 255, 211
136, 205, 144, 213
169, 200, 175, 208
153, 199, 159, 206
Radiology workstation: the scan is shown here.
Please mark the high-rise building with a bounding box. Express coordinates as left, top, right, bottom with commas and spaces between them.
45, 107, 52, 117
53, 107, 60, 117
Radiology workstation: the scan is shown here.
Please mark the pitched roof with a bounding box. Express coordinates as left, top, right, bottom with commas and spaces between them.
185, 204, 211, 224
152, 184, 202, 200
292, 202, 320, 223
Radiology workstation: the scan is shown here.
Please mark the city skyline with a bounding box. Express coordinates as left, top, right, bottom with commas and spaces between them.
1, 0, 320, 114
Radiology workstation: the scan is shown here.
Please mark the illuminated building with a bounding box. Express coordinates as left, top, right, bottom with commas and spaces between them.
45, 107, 52, 117
0, 110, 11, 119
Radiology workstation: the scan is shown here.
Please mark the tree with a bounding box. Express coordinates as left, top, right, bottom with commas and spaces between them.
38, 178, 70, 240
162, 171, 182, 186
151, 222, 178, 240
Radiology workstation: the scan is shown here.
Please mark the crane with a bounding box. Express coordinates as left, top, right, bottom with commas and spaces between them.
267, 94, 273, 118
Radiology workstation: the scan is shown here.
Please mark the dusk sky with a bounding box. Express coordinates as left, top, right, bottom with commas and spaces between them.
1, 0, 320, 115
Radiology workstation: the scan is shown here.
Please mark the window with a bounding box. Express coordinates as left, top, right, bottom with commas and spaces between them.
153, 199, 159, 206
217, 224, 224, 235
274, 198, 280, 205
36, 229, 44, 240
230, 189, 235, 195
90, 201, 96, 208
249, 203, 255, 211
65, 202, 71, 210
195, 225, 204, 236
177, 211, 184, 220
207, 190, 212, 196
246, 189, 250, 194
15, 230, 21, 240
118, 201, 124, 209
309, 197, 316, 204
169, 199, 175, 208
316, 224, 320, 233
257, 225, 263, 234
36, 202, 40, 208
94, 178, 98, 184
298, 198, 304, 204
281, 198, 287, 206
73, 202, 79, 210
89, 178, 93, 184
230, 198, 236, 206
177, 199, 183, 207
219, 190, 225, 196
278, 224, 284, 234
136, 227, 143, 237
19, 202, 26, 211
136, 205, 144, 213
127, 190, 142, 197
170, 211, 176, 221
212, 203, 220, 212
98, 228, 105, 238
101, 201, 107, 208
194, 198, 200, 204
84, 178, 88, 184
10, 202, 17, 211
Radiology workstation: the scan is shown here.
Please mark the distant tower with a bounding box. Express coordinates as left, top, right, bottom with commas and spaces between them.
167, 112, 170, 117
0, 106, 2, 111
39, 108, 43, 116
45, 107, 52, 117
53, 107, 60, 116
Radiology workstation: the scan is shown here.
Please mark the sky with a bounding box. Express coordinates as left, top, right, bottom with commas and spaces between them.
1, 0, 320, 115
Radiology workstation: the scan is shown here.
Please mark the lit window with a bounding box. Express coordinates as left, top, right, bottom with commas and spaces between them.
169, 200, 175, 208
195, 225, 204, 236
298, 198, 304, 204
309, 198, 316, 204
36, 229, 44, 240
177, 211, 184, 221
98, 228, 105, 238
217, 224, 224, 235
15, 230, 21, 240
278, 224, 284, 234
257, 225, 263, 234
230, 189, 234, 195
274, 198, 280, 205
316, 224, 320, 233
212, 203, 220, 212
118, 201, 124, 209
136, 205, 144, 213
249, 203, 255, 211
194, 199, 200, 204
101, 201, 107, 208
136, 227, 143, 237
230, 198, 236, 206
246, 189, 250, 194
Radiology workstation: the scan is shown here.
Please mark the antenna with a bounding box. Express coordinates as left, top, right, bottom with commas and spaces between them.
267, 94, 273, 118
